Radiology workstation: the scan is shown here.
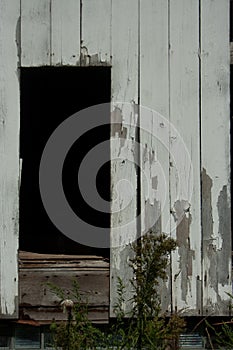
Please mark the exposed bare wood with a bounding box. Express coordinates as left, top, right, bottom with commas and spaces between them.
19, 271, 109, 306
201, 0, 231, 315
19, 251, 108, 261
19, 253, 109, 323
0, 0, 231, 321
140, 0, 171, 313
19, 306, 109, 324
0, 0, 20, 318
169, 0, 202, 315
110, 0, 139, 317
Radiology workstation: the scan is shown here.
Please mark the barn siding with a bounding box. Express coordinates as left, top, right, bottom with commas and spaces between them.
0, 0, 231, 318
110, 0, 139, 316
169, 0, 202, 315
140, 0, 171, 312
21, 0, 51, 66
51, 0, 80, 66
0, 0, 20, 318
201, 0, 231, 315
81, 0, 111, 66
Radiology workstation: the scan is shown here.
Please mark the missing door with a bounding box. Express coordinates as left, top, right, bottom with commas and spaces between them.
20, 67, 111, 257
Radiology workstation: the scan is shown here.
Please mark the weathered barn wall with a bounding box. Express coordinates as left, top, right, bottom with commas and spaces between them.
0, 0, 231, 318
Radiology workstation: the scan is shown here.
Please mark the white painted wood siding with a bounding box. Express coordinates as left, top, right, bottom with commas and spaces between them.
169, 0, 202, 315
21, 0, 51, 66
140, 0, 171, 312
110, 0, 139, 317
201, 0, 231, 316
51, 0, 80, 65
0, 0, 231, 317
81, 0, 111, 65
0, 0, 20, 318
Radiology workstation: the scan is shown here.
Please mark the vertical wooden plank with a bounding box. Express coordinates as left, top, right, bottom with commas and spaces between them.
0, 0, 20, 318
169, 0, 202, 315
140, 0, 171, 312
201, 0, 231, 316
110, 0, 138, 316
81, 0, 111, 65
51, 0, 80, 65
21, 0, 51, 66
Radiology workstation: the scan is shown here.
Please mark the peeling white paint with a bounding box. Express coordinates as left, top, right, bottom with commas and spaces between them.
0, 0, 19, 318
0, 0, 231, 319
201, 0, 231, 315
169, 0, 202, 315
110, 0, 138, 317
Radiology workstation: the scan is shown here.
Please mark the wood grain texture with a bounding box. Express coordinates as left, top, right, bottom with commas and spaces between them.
140, 0, 171, 312
201, 0, 231, 316
51, 0, 80, 65
110, 0, 138, 317
21, 0, 51, 66
19, 270, 109, 307
169, 0, 202, 315
19, 306, 109, 323
19, 254, 109, 322
81, 0, 111, 66
0, 0, 20, 318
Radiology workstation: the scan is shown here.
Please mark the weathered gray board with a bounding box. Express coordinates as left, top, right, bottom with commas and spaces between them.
0, 0, 20, 318
169, 0, 202, 315
0, 0, 231, 318
19, 252, 109, 323
201, 0, 231, 315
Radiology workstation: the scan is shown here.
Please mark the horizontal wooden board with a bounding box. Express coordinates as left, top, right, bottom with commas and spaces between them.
19, 306, 109, 323
19, 250, 110, 323
19, 271, 109, 306
19, 251, 105, 260
19, 251, 109, 269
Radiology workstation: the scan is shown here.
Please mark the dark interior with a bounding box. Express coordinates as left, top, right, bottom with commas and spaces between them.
230, 0, 233, 262
231, 0, 232, 257
20, 67, 111, 257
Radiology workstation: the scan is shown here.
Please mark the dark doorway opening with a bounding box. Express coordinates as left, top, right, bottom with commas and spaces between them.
231, 0, 233, 262
230, 0, 233, 266
20, 67, 111, 257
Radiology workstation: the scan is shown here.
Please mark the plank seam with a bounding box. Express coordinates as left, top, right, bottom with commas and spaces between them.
80, 0, 82, 64
168, 0, 173, 314
198, 0, 203, 316
137, 0, 141, 240
49, 0, 52, 65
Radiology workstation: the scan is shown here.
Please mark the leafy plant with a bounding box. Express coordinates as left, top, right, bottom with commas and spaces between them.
124, 231, 185, 350
206, 319, 233, 349
47, 231, 185, 350
205, 293, 233, 349
48, 280, 102, 350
